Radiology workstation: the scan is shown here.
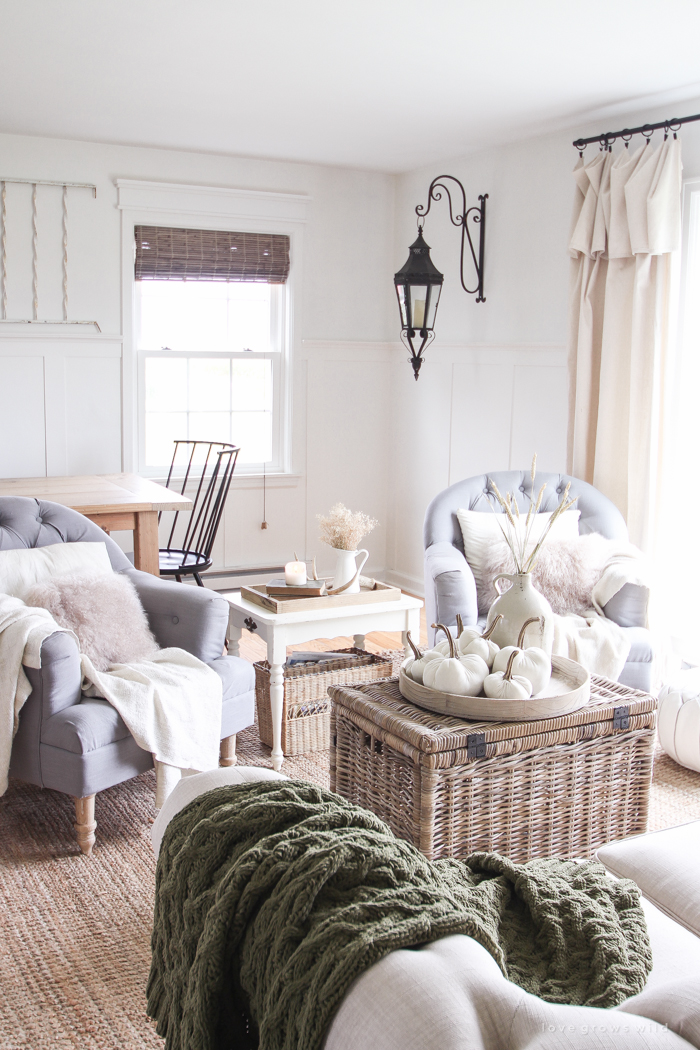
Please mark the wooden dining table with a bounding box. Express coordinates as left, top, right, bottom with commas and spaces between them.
0, 473, 192, 576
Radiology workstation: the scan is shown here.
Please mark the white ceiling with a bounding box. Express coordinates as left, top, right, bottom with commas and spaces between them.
1, 0, 700, 173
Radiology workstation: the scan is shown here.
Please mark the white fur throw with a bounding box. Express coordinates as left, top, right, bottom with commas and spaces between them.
479, 534, 613, 616
24, 571, 159, 671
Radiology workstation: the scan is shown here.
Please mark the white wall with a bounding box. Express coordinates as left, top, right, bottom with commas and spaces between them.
385, 95, 700, 593
4, 94, 700, 594
0, 132, 396, 581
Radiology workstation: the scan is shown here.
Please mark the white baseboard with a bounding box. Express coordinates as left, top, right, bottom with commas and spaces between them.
382, 567, 424, 597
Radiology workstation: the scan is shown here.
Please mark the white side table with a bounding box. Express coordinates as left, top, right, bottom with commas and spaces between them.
222, 590, 423, 771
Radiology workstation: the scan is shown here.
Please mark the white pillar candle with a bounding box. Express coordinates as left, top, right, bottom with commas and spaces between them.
284, 561, 307, 586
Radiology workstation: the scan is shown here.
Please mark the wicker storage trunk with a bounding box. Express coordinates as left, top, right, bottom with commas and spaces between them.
255, 648, 393, 756
329, 675, 657, 863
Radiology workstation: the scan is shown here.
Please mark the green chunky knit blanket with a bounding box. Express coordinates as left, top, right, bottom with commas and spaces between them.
147, 780, 651, 1050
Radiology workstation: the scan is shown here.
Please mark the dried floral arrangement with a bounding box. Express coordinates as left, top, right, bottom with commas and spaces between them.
487, 455, 578, 574
317, 503, 378, 551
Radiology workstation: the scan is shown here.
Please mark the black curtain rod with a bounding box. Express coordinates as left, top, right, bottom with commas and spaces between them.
573, 112, 700, 150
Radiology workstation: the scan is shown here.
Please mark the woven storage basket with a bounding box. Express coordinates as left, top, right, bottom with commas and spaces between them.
255, 648, 393, 756
329, 675, 657, 863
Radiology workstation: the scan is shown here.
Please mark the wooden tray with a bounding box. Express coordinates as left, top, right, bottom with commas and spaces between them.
242, 579, 401, 614
398, 654, 590, 722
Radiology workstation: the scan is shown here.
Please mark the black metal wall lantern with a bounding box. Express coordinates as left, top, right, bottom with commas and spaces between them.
394, 176, 487, 379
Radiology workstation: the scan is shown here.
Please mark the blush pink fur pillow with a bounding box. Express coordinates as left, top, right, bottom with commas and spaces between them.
479, 534, 613, 616
24, 570, 159, 671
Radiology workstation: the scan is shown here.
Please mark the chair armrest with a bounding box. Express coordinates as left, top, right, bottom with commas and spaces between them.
602, 583, 649, 629
126, 569, 229, 663
24, 632, 83, 720
424, 542, 478, 646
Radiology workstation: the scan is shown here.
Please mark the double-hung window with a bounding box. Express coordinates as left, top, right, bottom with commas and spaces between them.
135, 225, 289, 474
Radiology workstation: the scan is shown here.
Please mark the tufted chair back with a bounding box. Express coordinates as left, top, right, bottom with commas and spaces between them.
423, 471, 629, 554
0, 497, 132, 571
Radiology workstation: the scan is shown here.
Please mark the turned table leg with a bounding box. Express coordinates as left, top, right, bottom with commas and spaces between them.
227, 612, 242, 658
269, 661, 285, 772
74, 795, 96, 856
220, 735, 237, 767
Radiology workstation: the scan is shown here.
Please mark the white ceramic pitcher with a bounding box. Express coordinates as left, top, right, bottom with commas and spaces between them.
332, 548, 369, 593
485, 572, 554, 655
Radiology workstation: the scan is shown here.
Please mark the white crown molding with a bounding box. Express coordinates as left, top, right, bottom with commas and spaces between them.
115, 178, 312, 224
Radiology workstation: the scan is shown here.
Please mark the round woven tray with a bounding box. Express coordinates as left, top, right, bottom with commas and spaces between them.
398, 654, 590, 722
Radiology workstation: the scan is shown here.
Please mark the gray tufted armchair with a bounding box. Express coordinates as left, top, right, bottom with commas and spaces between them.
3, 497, 255, 855
423, 472, 652, 691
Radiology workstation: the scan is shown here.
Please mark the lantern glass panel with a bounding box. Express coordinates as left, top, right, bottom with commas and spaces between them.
395, 282, 409, 328
410, 284, 428, 330
425, 283, 442, 329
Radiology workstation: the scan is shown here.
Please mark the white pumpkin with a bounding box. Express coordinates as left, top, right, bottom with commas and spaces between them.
658, 682, 700, 773
424, 624, 489, 696
491, 617, 550, 695
457, 652, 490, 694
484, 649, 533, 700
404, 631, 444, 684
459, 615, 503, 669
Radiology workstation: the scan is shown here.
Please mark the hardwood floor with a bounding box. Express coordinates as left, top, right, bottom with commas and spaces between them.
237, 592, 428, 663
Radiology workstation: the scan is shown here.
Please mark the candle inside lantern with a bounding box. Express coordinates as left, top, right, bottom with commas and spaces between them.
284, 561, 307, 587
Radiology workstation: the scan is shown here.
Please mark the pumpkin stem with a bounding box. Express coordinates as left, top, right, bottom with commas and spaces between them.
456, 613, 464, 635
406, 631, 422, 661
517, 617, 542, 649
482, 614, 503, 641
434, 623, 456, 660
504, 649, 519, 681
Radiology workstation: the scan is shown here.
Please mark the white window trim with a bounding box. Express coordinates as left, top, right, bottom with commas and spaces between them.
116, 178, 311, 476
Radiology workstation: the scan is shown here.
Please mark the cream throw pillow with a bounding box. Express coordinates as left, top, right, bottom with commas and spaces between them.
480, 533, 612, 616
456, 509, 581, 613
0, 541, 112, 601
24, 570, 159, 672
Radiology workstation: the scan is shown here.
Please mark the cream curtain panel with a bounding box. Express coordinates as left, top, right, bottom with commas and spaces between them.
567, 139, 682, 549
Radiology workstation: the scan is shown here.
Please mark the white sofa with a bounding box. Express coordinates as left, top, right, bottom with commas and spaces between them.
152, 768, 700, 1050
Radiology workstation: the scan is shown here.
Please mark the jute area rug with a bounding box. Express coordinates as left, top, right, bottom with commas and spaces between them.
1, 681, 699, 1050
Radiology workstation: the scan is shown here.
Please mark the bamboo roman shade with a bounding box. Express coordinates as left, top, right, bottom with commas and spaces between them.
134, 225, 290, 283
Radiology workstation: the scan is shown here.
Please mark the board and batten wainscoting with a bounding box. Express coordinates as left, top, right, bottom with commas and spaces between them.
384, 343, 568, 597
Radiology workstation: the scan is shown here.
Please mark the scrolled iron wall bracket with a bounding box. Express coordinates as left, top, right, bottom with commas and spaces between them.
394, 175, 487, 379
416, 175, 487, 302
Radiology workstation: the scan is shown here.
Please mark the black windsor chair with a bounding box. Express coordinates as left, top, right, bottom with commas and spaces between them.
159, 440, 239, 586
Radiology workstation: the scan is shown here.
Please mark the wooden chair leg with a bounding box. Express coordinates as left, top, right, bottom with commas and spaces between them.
73, 795, 96, 856
220, 735, 237, 767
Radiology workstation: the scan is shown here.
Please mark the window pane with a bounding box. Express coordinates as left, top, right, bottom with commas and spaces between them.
227, 285, 271, 352
232, 412, 273, 463
189, 359, 231, 411
138, 280, 275, 353
231, 359, 272, 411
145, 412, 187, 467
139, 282, 228, 353
145, 357, 187, 412
188, 412, 232, 445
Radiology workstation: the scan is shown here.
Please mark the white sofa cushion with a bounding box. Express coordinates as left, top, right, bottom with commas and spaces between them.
151, 775, 700, 1049
324, 914, 699, 1050
597, 821, 700, 939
